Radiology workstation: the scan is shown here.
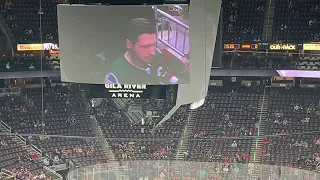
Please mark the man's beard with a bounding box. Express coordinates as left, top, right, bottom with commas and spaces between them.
128, 50, 151, 69
130, 50, 153, 65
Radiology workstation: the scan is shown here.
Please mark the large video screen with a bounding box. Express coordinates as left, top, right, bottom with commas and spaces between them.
58, 4, 190, 85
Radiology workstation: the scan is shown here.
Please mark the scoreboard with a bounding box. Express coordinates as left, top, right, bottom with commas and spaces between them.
224, 43, 259, 50
223, 42, 307, 51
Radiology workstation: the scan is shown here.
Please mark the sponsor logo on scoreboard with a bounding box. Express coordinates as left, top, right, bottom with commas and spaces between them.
17, 43, 59, 51
269, 44, 296, 51
303, 43, 320, 51
104, 84, 147, 98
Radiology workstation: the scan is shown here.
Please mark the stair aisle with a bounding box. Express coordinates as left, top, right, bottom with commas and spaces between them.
82, 97, 126, 180
0, 14, 17, 48
262, 0, 276, 41
0, 121, 63, 180
171, 108, 198, 178
248, 88, 270, 179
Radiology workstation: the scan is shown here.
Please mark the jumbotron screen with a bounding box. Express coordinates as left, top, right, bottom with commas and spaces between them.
58, 4, 190, 85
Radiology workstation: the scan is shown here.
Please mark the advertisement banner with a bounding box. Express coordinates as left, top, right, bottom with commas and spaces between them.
86, 84, 167, 99
269, 44, 296, 51
17, 44, 43, 51
17, 43, 59, 51
303, 43, 320, 51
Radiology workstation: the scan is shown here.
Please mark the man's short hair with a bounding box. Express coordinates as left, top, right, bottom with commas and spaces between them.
127, 18, 157, 43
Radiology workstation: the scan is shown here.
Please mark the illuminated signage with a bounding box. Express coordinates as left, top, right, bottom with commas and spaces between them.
104, 84, 146, 98
17, 44, 43, 51
251, 44, 258, 49
87, 84, 166, 99
269, 44, 296, 51
224, 43, 258, 50
241, 44, 251, 49
303, 43, 320, 51
43, 43, 59, 51
224, 44, 239, 49
17, 43, 59, 51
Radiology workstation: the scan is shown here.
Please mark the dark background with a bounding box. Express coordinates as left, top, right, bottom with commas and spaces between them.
85, 84, 168, 99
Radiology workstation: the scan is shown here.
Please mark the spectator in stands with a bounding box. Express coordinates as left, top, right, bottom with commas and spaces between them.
1, 139, 7, 146
42, 156, 49, 166
4, 0, 12, 9
29, 63, 35, 70
279, 129, 287, 135
230, 90, 236, 97
243, 153, 249, 162
263, 138, 269, 144
231, 141, 237, 148
261, 147, 266, 157
6, 62, 10, 70
309, 19, 316, 26
248, 128, 254, 136
301, 117, 310, 123
280, 24, 287, 31
313, 138, 320, 145
31, 152, 39, 160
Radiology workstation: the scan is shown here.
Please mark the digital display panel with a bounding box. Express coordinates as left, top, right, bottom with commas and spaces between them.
269, 44, 297, 51
303, 43, 320, 51
58, 4, 190, 85
224, 43, 258, 50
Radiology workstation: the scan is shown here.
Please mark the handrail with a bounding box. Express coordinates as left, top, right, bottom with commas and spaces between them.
0, 87, 21, 96
31, 144, 42, 155
15, 133, 26, 144
43, 166, 63, 180
1, 169, 14, 176
14, 133, 43, 157
253, 88, 267, 162
87, 112, 122, 177
155, 7, 189, 57
1, 121, 43, 158
0, 121, 11, 133
158, 38, 185, 57
156, 9, 189, 29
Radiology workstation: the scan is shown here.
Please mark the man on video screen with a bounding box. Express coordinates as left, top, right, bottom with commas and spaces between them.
105, 18, 181, 85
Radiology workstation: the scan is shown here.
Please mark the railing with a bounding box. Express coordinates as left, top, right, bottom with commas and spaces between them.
0, 121, 11, 133
1, 120, 43, 157
31, 144, 42, 155
13, 133, 43, 156
112, 98, 141, 124
0, 169, 14, 179
87, 110, 116, 161
155, 7, 189, 58
43, 166, 63, 180
87, 113, 123, 178
0, 87, 21, 96
67, 162, 320, 180
14, 133, 26, 144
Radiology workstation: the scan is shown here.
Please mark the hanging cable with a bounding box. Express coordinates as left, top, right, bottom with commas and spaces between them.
39, 0, 45, 134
